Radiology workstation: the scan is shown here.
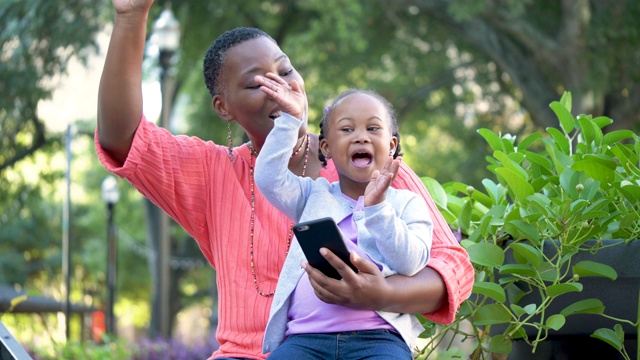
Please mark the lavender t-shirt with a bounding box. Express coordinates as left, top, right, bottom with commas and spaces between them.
285, 195, 395, 337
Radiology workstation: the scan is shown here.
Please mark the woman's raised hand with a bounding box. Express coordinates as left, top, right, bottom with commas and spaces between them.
111, 0, 154, 15
255, 72, 307, 122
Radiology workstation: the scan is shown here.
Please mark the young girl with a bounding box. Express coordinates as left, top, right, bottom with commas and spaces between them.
97, 0, 473, 358
254, 78, 432, 359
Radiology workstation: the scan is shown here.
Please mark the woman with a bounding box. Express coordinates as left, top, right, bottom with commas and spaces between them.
96, 1, 474, 359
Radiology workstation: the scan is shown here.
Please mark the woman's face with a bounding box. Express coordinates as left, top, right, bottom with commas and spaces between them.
213, 36, 307, 147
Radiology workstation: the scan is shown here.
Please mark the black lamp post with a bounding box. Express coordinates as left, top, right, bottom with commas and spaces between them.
151, 5, 180, 338
153, 6, 181, 130
101, 175, 120, 336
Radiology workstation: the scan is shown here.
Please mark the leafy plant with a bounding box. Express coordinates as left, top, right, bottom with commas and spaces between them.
417, 92, 640, 359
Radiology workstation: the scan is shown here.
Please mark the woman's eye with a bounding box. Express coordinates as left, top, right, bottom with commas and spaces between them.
280, 68, 294, 77
247, 84, 261, 89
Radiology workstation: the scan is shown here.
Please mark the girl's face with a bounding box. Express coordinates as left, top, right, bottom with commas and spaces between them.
320, 93, 398, 197
212, 36, 307, 148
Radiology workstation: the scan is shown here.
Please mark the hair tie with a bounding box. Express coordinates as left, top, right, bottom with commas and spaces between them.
324, 106, 331, 114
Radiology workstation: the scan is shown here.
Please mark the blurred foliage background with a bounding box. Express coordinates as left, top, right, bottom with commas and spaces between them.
1, 0, 639, 351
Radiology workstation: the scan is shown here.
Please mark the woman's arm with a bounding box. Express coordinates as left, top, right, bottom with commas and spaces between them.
97, 0, 154, 165
304, 249, 445, 314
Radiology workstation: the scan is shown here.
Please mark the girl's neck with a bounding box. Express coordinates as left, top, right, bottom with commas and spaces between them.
338, 177, 367, 201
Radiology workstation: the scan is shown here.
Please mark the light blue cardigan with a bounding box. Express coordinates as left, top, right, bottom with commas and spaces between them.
255, 114, 433, 353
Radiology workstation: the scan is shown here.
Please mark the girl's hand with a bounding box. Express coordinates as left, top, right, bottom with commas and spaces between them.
302, 248, 390, 310
364, 156, 402, 207
255, 72, 307, 122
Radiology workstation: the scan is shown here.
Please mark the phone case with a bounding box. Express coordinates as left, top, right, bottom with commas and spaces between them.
293, 217, 357, 280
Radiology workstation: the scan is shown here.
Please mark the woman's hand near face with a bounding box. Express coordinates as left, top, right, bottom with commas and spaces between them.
255, 72, 307, 122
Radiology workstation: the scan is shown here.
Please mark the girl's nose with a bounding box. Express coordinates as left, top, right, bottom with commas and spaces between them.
353, 129, 370, 143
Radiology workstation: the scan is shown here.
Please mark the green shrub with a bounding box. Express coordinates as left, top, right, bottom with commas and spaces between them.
418, 92, 640, 359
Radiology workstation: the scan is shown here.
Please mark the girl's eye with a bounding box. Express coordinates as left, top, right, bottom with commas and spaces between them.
368, 126, 380, 131
340, 128, 353, 133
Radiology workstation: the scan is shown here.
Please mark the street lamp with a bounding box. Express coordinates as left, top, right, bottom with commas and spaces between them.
101, 175, 120, 336
153, 6, 181, 129
151, 5, 180, 339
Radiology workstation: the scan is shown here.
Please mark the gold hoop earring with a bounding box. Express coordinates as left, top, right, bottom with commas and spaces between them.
227, 120, 234, 161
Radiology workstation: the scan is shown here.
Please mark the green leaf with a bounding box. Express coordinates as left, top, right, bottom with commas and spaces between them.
495, 167, 534, 202
481, 178, 505, 205
547, 282, 583, 298
499, 264, 537, 277
545, 314, 566, 331
549, 101, 575, 134
591, 328, 623, 350
494, 151, 528, 179
618, 184, 640, 203
473, 281, 506, 303
421, 177, 448, 210
523, 303, 537, 315
466, 242, 505, 268
478, 128, 504, 153
560, 299, 605, 317
571, 156, 616, 185
503, 220, 541, 246
523, 151, 553, 173
474, 303, 512, 325
517, 132, 542, 152
546, 127, 571, 155
510, 303, 526, 317
591, 116, 613, 129
459, 200, 473, 232
490, 334, 513, 354
510, 242, 543, 267
603, 129, 636, 146
559, 91, 572, 112
572, 261, 618, 280
578, 116, 597, 146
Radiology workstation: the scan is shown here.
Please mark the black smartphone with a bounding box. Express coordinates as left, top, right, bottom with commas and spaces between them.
293, 217, 358, 280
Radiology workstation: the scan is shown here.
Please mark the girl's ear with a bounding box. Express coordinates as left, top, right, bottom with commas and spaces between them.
213, 94, 231, 121
389, 135, 399, 155
320, 138, 331, 159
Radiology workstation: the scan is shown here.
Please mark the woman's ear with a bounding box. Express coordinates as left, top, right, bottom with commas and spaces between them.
320, 138, 331, 159
213, 94, 231, 121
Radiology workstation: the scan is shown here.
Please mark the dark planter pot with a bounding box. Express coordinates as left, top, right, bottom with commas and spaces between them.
497, 239, 640, 359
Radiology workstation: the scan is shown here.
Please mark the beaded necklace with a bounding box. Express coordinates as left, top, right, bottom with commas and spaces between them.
248, 133, 310, 296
